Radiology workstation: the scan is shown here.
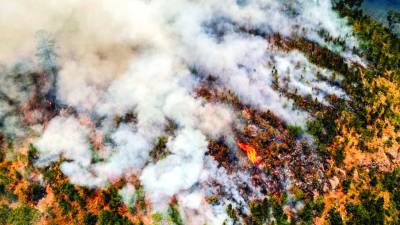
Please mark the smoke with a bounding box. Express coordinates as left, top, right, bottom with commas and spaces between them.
119, 184, 137, 207
35, 116, 91, 167
140, 128, 208, 204
0, 0, 360, 224
177, 191, 230, 225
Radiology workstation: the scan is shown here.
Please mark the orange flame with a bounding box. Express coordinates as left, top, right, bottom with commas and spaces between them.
237, 141, 259, 164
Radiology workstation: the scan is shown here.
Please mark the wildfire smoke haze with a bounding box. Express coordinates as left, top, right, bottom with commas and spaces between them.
0, 0, 366, 224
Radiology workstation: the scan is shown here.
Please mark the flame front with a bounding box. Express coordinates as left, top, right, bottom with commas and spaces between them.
237, 141, 258, 164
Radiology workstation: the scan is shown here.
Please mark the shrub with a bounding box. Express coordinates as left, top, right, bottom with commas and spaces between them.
249, 199, 270, 225
334, 146, 345, 166
345, 191, 385, 225
60, 182, 85, 208
226, 203, 238, 222
0, 205, 11, 225
98, 210, 132, 225
27, 144, 39, 166
103, 186, 121, 210
7, 205, 39, 225
288, 125, 303, 139
84, 212, 98, 225
26, 183, 46, 203
168, 204, 183, 225
59, 199, 73, 215
328, 208, 343, 225
298, 200, 313, 225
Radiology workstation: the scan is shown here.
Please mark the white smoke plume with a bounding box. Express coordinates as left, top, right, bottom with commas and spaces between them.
119, 184, 137, 208
0, 0, 360, 224
35, 116, 91, 168
177, 191, 230, 225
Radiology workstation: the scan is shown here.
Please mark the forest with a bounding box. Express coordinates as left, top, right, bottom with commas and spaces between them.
0, 0, 399, 224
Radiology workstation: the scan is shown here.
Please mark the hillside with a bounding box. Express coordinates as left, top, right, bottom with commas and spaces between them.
0, 0, 399, 224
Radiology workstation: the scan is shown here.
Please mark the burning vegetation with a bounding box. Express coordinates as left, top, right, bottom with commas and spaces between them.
236, 141, 259, 164
0, 0, 399, 225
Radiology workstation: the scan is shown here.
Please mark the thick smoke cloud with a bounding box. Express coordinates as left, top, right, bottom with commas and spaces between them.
119, 184, 137, 207
0, 0, 359, 224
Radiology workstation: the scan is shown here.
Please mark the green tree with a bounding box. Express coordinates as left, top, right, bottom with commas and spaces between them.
346, 191, 385, 225
168, 204, 183, 225
7, 205, 39, 225
26, 183, 46, 203
84, 212, 98, 225
328, 208, 343, 225
103, 186, 121, 209
98, 210, 132, 225
0, 205, 11, 225
288, 125, 303, 139
27, 144, 39, 166
249, 198, 270, 225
